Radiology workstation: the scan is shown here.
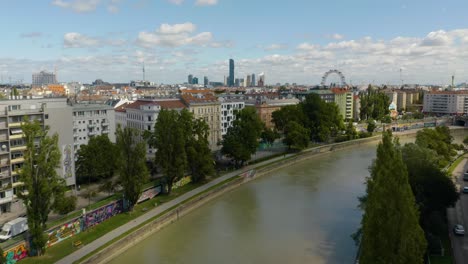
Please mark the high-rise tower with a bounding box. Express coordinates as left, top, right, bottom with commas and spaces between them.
229, 59, 234, 87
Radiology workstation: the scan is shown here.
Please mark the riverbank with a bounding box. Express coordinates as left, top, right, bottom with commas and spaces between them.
56, 127, 467, 264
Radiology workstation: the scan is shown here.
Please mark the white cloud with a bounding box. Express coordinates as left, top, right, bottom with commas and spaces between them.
51, 0, 101, 13
261, 44, 288, 51
20, 32, 43, 38
137, 23, 223, 48
326, 33, 344, 40
168, 0, 184, 5
195, 0, 218, 6
63, 32, 126, 48
421, 30, 452, 46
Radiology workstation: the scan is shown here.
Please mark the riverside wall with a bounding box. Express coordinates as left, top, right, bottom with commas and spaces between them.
83, 126, 468, 264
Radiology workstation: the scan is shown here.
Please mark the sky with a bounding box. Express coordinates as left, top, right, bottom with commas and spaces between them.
1, 0, 468, 85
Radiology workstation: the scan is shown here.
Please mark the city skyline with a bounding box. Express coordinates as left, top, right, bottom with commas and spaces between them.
1, 0, 468, 85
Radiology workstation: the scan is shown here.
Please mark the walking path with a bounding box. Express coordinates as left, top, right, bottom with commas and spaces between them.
55, 153, 292, 264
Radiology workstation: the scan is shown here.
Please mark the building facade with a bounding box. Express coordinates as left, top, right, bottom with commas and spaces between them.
32, 71, 57, 86
181, 91, 221, 149
423, 91, 468, 115
219, 98, 245, 135
0, 98, 76, 215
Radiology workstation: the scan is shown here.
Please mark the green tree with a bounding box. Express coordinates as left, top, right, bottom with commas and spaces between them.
302, 93, 343, 142
345, 121, 358, 140
75, 134, 116, 184
359, 131, 426, 264
271, 105, 305, 132
401, 143, 459, 227
359, 87, 390, 121
116, 126, 148, 211
0, 246, 5, 264
283, 121, 310, 151
53, 196, 77, 215
221, 107, 264, 167
186, 118, 215, 183
415, 127, 456, 167
261, 127, 279, 146
367, 120, 376, 133
462, 135, 468, 148
18, 118, 65, 256
151, 110, 187, 194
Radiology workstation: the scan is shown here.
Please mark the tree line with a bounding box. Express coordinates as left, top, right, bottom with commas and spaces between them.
357, 127, 460, 263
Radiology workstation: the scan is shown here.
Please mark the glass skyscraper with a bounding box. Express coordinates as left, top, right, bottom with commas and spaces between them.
229, 59, 234, 87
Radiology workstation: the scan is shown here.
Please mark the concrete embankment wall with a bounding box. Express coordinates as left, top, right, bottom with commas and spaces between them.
84, 127, 468, 264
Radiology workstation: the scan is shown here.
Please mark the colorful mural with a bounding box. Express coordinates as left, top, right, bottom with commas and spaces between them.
46, 218, 82, 248
137, 186, 162, 204
173, 176, 191, 190
85, 200, 123, 228
3, 242, 27, 264
62, 144, 73, 178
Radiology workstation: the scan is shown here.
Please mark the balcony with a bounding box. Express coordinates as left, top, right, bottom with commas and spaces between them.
10, 157, 24, 164
0, 122, 7, 130
88, 131, 99, 136
0, 135, 8, 142
0, 172, 10, 179
101, 122, 109, 126
10, 145, 26, 152
12, 182, 23, 188
9, 134, 24, 140
8, 122, 22, 128
0, 160, 9, 167
102, 129, 110, 134
0, 196, 12, 205
87, 123, 97, 128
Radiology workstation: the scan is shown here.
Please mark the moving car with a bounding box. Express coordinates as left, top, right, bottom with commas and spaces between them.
464, 171, 468, 181
463, 187, 468, 193
454, 224, 465, 236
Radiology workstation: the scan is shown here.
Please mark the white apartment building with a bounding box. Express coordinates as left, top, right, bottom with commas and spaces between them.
116, 98, 187, 158
72, 104, 116, 155
423, 91, 468, 115
218, 98, 245, 135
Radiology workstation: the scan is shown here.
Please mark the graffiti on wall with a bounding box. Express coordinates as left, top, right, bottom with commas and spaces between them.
62, 144, 73, 178
137, 186, 162, 204
46, 218, 82, 248
4, 242, 27, 264
240, 169, 256, 179
173, 176, 191, 190
85, 200, 123, 228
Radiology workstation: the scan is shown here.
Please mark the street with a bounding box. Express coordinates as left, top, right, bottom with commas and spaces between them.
448, 157, 468, 264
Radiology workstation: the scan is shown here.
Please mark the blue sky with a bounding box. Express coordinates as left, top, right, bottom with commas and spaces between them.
1, 0, 468, 85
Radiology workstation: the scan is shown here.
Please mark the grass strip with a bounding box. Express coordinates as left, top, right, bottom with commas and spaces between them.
448, 154, 466, 176
20, 176, 239, 264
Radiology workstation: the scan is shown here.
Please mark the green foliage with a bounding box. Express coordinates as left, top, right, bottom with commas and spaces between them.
415, 127, 456, 167
186, 116, 215, 183
283, 121, 310, 151
261, 127, 279, 146
381, 115, 392, 123
359, 131, 373, 138
401, 143, 459, 230
359, 88, 391, 121
463, 135, 468, 147
221, 108, 264, 167
0, 246, 4, 264
271, 104, 305, 132
53, 195, 77, 215
366, 120, 376, 133
151, 110, 187, 193
302, 93, 344, 142
18, 118, 64, 256
359, 131, 427, 264
345, 122, 358, 140
98, 178, 119, 196
75, 134, 116, 184
116, 126, 149, 211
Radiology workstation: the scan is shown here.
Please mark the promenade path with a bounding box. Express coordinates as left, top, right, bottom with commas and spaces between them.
55, 153, 291, 264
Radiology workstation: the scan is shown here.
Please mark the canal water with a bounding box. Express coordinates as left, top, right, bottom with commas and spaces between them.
110, 133, 466, 264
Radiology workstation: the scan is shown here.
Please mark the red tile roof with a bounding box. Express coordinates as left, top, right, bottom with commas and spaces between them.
181, 93, 218, 104
125, 99, 186, 111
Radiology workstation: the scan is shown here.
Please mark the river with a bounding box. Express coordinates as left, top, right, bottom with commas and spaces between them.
110, 132, 466, 264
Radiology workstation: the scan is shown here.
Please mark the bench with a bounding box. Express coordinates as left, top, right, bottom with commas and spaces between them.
73, 241, 83, 248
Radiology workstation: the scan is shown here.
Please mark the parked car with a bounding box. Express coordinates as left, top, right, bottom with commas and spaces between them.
454, 224, 465, 236
463, 187, 468, 193
0, 217, 28, 241
463, 171, 468, 181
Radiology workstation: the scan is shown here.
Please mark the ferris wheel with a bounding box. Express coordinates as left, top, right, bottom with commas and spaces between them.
321, 69, 347, 87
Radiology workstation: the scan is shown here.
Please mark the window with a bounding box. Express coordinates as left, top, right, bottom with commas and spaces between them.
147, 125, 151, 131
45, 114, 49, 119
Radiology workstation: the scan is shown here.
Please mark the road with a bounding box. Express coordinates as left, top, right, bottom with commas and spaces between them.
448, 157, 468, 264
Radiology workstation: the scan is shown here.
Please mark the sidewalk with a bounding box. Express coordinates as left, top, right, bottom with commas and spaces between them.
55, 152, 293, 264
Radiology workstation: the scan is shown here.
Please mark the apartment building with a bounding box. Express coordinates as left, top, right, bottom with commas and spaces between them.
116, 98, 187, 158
72, 104, 116, 155
181, 91, 221, 149
330, 88, 354, 120
0, 98, 75, 215
423, 90, 468, 115
218, 98, 245, 135
245, 97, 300, 129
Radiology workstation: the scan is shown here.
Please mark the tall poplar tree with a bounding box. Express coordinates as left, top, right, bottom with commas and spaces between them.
359, 131, 426, 264
19, 118, 65, 256
116, 126, 148, 211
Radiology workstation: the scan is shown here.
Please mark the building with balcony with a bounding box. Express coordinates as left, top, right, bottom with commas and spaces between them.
218, 98, 245, 135
423, 90, 468, 115
72, 104, 116, 155
0, 98, 75, 215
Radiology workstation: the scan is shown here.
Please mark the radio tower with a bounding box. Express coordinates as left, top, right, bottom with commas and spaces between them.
399, 68, 403, 87
142, 62, 145, 83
